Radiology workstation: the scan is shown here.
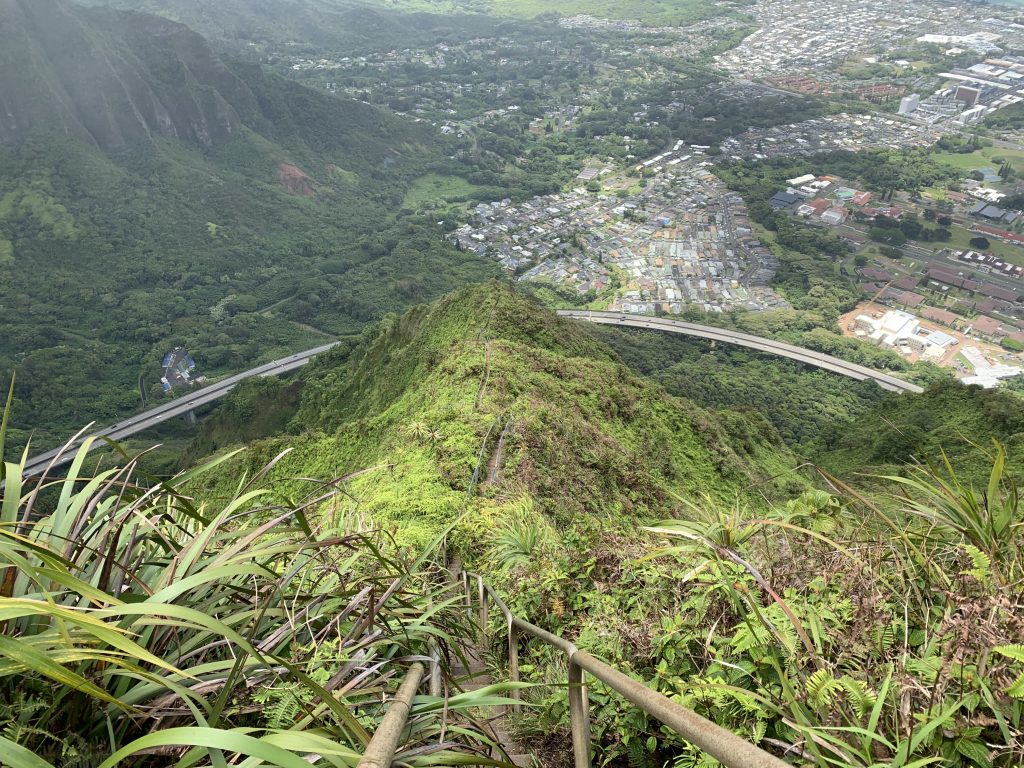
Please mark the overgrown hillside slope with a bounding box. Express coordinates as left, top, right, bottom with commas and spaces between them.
0, 0, 498, 450
187, 284, 1024, 767
194, 283, 805, 544
587, 323, 1024, 485
0, 0, 416, 154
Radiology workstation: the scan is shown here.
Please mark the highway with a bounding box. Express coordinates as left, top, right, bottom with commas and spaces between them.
558, 310, 924, 394
20, 342, 340, 479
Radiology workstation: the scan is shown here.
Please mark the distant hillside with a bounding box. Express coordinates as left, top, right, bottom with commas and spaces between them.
357, 0, 746, 25
2, 0, 238, 150
0, 0, 428, 155
74, 0, 514, 54
189, 284, 806, 546
813, 380, 1024, 484
78, 0, 745, 46
0, 0, 498, 451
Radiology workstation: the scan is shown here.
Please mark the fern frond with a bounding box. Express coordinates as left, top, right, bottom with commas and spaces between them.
961, 545, 992, 585
994, 644, 1024, 662
838, 676, 877, 719
806, 668, 840, 708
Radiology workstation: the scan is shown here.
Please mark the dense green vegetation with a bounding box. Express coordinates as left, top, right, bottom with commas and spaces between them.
0, 0, 500, 452
191, 284, 805, 541
589, 322, 1024, 485
814, 380, 1024, 483
0, 391, 518, 767
6, 285, 1024, 766
175, 285, 1024, 767
580, 81, 826, 156
489, 448, 1024, 767
587, 323, 889, 446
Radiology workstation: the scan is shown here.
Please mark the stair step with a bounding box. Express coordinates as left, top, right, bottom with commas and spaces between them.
510, 755, 533, 767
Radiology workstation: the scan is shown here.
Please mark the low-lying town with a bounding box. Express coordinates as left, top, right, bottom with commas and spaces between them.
721, 113, 944, 159
452, 147, 789, 315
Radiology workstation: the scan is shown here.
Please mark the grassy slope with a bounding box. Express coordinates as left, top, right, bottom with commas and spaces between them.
193, 284, 806, 549
813, 380, 1024, 484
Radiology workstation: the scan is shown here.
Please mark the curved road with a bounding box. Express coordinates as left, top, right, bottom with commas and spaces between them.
20, 342, 340, 479
558, 310, 923, 394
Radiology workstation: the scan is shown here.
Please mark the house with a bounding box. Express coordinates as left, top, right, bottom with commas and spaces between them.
927, 267, 982, 292
797, 197, 831, 217
840, 231, 868, 248
970, 315, 1004, 337
893, 274, 922, 291
894, 290, 925, 308
974, 296, 1013, 314
862, 267, 895, 282
821, 206, 849, 226
977, 283, 1020, 303
921, 307, 960, 326
851, 191, 874, 206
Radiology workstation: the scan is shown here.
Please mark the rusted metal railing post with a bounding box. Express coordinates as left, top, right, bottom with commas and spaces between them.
568, 659, 591, 768
358, 662, 425, 768
508, 621, 521, 712
477, 575, 488, 645
428, 639, 442, 697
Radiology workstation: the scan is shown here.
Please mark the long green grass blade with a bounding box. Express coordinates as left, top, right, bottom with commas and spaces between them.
96, 727, 315, 768
0, 735, 57, 768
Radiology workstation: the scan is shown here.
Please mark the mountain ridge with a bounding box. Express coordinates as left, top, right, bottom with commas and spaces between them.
0, 0, 249, 150
189, 283, 806, 546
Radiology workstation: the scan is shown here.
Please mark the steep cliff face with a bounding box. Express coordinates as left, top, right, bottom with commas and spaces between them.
0, 0, 257, 150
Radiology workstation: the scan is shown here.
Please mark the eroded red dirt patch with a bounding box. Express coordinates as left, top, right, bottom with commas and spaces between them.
278, 163, 315, 197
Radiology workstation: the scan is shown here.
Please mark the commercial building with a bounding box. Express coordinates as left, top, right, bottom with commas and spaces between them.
961, 346, 1023, 388
956, 85, 982, 106
898, 93, 920, 114
853, 309, 954, 358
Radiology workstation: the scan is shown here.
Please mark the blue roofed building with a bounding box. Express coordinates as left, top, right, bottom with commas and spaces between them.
160, 347, 202, 392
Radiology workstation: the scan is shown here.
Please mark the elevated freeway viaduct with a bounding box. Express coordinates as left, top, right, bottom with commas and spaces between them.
19, 342, 340, 479
558, 310, 923, 395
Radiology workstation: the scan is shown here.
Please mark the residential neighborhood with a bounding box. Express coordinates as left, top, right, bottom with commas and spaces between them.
451, 150, 789, 314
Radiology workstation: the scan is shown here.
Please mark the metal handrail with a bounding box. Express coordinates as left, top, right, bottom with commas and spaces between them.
461, 571, 790, 768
